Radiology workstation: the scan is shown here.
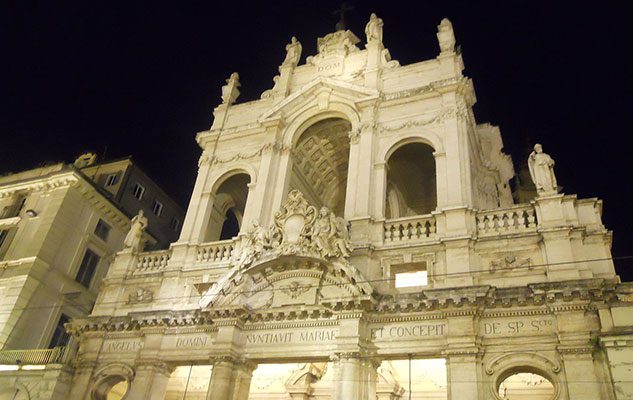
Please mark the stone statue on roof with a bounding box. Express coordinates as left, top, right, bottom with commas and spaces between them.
282, 37, 302, 67
437, 18, 456, 53
365, 13, 383, 45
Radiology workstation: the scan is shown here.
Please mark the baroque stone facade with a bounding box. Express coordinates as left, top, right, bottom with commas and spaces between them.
7, 15, 631, 400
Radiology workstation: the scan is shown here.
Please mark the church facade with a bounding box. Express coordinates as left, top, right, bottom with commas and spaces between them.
22, 16, 632, 400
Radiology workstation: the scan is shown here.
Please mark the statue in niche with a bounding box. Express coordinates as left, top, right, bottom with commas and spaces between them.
365, 13, 383, 45
311, 207, 352, 258
123, 210, 148, 252
528, 143, 558, 195
437, 18, 456, 53
282, 36, 302, 67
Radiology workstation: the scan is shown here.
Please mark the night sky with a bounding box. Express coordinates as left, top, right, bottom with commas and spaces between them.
2, 1, 632, 281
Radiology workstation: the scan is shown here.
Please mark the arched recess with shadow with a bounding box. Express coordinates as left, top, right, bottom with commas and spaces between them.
205, 172, 251, 241
289, 117, 351, 217
385, 142, 437, 219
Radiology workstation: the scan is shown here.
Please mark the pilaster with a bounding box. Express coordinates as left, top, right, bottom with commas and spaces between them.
206, 357, 256, 400
126, 361, 173, 400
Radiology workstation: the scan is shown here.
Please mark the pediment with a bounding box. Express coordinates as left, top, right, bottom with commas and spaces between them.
259, 77, 379, 122
199, 255, 373, 311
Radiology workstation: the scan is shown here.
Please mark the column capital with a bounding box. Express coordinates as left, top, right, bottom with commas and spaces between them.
135, 359, 175, 377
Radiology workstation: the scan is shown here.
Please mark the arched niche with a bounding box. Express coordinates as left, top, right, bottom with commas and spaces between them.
288, 118, 351, 217
91, 363, 134, 400
485, 352, 562, 400
385, 142, 437, 218
205, 172, 251, 242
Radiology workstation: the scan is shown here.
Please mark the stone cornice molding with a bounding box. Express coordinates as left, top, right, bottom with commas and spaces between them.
382, 76, 473, 102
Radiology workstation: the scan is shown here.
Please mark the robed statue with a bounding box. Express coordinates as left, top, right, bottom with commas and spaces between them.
124, 210, 148, 252
528, 143, 558, 195
365, 13, 383, 44
282, 36, 302, 67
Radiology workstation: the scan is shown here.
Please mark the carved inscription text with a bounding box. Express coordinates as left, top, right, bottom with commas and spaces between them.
371, 323, 446, 340
482, 318, 554, 336
246, 329, 336, 345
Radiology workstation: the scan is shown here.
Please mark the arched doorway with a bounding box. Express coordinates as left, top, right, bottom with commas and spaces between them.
386, 143, 436, 218
290, 118, 351, 217
205, 173, 251, 241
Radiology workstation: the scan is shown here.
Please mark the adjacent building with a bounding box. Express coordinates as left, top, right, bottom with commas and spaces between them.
0, 155, 183, 398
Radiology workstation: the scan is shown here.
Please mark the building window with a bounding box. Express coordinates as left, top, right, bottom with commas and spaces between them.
2, 194, 27, 218
132, 183, 145, 200
152, 200, 163, 216
395, 270, 428, 288
75, 249, 100, 288
94, 219, 111, 241
104, 173, 119, 187
48, 314, 71, 348
170, 217, 180, 232
392, 262, 428, 288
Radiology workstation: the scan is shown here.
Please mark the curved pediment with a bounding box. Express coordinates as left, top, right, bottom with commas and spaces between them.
199, 254, 373, 311
198, 190, 373, 312
200, 255, 373, 310
259, 77, 379, 122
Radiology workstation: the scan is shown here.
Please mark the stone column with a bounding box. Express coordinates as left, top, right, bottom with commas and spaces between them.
206, 357, 256, 400
178, 151, 216, 243
126, 362, 173, 400
560, 348, 603, 400
332, 353, 378, 400
445, 351, 482, 400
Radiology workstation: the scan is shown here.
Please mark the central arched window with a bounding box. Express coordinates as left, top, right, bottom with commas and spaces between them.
205, 173, 250, 242
289, 118, 351, 216
386, 142, 436, 218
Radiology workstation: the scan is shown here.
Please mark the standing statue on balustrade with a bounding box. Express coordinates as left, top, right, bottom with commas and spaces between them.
528, 143, 558, 195
123, 210, 148, 252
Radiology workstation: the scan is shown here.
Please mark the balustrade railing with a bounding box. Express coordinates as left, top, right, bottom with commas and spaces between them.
196, 239, 236, 263
476, 205, 537, 236
0, 346, 71, 365
384, 214, 437, 243
135, 249, 171, 273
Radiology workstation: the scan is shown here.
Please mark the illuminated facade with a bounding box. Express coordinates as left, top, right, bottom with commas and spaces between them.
3, 16, 632, 400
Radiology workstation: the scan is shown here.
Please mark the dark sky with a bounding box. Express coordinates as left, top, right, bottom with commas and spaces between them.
2, 1, 632, 280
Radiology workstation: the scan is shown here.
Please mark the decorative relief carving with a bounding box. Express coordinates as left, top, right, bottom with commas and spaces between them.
489, 255, 531, 272
379, 107, 468, 132
209, 142, 291, 165
232, 190, 353, 269
281, 281, 312, 299
126, 287, 154, 304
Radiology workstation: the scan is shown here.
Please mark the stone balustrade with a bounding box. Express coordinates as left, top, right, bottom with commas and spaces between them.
196, 239, 236, 263
384, 214, 437, 243
476, 204, 537, 237
0, 346, 71, 365
134, 249, 171, 273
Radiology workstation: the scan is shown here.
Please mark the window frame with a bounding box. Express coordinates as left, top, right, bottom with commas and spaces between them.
151, 199, 163, 216
132, 183, 145, 200
75, 248, 101, 288
48, 313, 71, 349
104, 173, 119, 187
94, 219, 111, 242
